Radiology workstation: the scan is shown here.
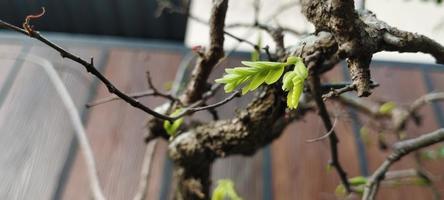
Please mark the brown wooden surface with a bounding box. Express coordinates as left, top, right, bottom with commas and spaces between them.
1, 34, 444, 200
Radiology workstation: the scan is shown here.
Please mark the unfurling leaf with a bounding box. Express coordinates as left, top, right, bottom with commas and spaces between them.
282, 60, 307, 109
378, 101, 396, 114
163, 109, 184, 137
212, 179, 242, 200
215, 56, 301, 95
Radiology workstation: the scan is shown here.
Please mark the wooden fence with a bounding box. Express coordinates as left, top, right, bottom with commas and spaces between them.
0, 33, 443, 200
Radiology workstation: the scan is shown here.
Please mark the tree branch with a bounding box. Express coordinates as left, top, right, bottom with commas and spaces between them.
0, 19, 178, 121
181, 0, 229, 104
363, 128, 444, 200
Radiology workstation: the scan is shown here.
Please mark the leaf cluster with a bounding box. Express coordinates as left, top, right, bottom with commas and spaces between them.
215, 56, 308, 109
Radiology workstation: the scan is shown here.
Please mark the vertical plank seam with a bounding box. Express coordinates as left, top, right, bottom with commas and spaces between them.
421, 69, 444, 127
262, 145, 273, 200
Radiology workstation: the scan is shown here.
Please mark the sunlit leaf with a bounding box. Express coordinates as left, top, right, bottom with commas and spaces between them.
282, 60, 307, 109
216, 58, 297, 94
264, 67, 285, 84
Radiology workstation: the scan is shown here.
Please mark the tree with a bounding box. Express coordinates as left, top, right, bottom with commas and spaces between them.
1, 0, 444, 199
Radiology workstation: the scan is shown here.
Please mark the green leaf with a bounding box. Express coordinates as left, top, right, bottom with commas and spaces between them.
335, 176, 367, 198
163, 109, 184, 137
212, 179, 243, 200
335, 184, 346, 198
282, 60, 307, 109
294, 61, 308, 79
286, 56, 302, 65
243, 70, 269, 94
216, 57, 297, 94
287, 78, 303, 109
349, 176, 367, 186
241, 61, 284, 69
264, 67, 285, 84
379, 101, 396, 114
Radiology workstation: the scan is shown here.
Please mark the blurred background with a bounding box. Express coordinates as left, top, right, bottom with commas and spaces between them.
0, 0, 444, 200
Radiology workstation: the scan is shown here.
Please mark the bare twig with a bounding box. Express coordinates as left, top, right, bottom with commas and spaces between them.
363, 128, 444, 200
322, 82, 379, 100
86, 72, 181, 108
86, 90, 156, 107
306, 117, 337, 142
0, 19, 177, 121
308, 70, 351, 193
395, 92, 444, 131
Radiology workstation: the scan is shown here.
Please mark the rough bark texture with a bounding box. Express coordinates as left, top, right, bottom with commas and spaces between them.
181, 0, 228, 104
169, 88, 312, 199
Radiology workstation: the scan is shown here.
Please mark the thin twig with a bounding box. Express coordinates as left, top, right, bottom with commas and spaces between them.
395, 92, 444, 131
308, 70, 351, 193
86, 90, 156, 107
322, 82, 379, 100
0, 19, 178, 121
306, 117, 337, 142
363, 128, 444, 200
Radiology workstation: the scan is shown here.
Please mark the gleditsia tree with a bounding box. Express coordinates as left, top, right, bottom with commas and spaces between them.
1, 0, 444, 200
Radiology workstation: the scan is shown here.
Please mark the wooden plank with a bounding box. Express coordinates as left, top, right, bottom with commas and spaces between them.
0, 44, 104, 200
62, 49, 182, 200
271, 66, 360, 200
207, 57, 265, 200
356, 64, 438, 199
421, 70, 444, 196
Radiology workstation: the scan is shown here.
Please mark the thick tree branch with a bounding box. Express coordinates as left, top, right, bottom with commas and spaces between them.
169, 87, 313, 199
181, 0, 229, 104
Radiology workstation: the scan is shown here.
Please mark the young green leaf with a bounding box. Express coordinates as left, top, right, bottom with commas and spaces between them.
215, 58, 297, 94
163, 109, 184, 137
212, 179, 243, 200
282, 59, 307, 109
